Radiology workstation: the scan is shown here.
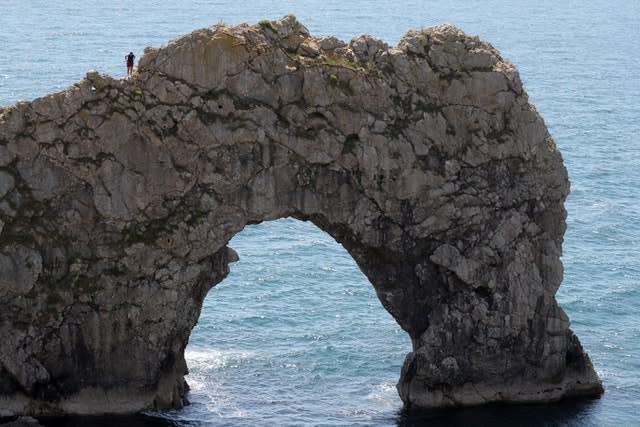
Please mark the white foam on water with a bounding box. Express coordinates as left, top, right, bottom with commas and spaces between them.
185, 348, 257, 371
366, 381, 401, 410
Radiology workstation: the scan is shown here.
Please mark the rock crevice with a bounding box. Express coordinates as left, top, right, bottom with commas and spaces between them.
0, 15, 602, 415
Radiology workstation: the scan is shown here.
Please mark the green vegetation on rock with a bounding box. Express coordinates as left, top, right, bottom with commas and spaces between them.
258, 19, 279, 34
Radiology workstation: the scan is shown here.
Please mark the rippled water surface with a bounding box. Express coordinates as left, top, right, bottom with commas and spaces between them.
1, 0, 639, 425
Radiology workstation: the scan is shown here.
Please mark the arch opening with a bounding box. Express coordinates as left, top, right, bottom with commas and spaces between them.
180, 218, 410, 421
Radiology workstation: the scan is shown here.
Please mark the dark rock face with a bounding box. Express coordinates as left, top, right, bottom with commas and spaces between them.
0, 15, 602, 415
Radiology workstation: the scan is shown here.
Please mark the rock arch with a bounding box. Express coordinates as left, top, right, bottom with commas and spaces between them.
0, 15, 602, 415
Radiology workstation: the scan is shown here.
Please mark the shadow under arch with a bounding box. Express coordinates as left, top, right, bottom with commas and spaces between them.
179, 218, 410, 423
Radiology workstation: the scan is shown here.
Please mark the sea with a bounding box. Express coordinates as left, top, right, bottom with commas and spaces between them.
1, 1, 639, 426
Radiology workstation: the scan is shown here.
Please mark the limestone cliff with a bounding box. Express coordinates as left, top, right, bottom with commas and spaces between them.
0, 15, 602, 415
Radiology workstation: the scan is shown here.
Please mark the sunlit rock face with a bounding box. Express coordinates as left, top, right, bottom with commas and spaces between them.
0, 14, 602, 415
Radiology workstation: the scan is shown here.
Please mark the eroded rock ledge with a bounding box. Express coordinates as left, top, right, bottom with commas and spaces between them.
0, 15, 602, 415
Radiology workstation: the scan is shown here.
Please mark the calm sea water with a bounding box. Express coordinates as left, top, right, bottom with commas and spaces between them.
2, 1, 639, 425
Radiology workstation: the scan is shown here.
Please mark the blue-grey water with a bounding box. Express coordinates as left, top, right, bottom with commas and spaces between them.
1, 1, 639, 425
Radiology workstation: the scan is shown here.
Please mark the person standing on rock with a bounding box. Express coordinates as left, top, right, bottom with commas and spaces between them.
125, 51, 135, 77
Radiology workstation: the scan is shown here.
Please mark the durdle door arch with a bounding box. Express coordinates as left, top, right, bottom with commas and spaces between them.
0, 15, 602, 415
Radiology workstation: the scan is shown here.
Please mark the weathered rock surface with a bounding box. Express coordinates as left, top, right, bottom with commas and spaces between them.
0, 15, 602, 415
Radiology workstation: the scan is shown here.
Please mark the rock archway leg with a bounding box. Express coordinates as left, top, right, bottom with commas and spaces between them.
328, 236, 603, 408
0, 15, 602, 415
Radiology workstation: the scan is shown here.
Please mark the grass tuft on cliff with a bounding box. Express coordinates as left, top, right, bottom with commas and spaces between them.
258, 19, 279, 34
